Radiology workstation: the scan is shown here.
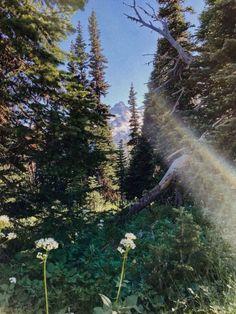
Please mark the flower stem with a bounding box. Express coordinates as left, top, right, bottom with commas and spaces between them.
115, 250, 128, 305
43, 254, 49, 314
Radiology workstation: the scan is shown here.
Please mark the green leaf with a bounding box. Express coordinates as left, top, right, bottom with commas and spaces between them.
124, 294, 138, 307
99, 294, 112, 308
93, 307, 111, 314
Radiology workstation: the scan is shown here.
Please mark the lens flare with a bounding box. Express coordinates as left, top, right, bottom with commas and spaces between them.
148, 95, 236, 247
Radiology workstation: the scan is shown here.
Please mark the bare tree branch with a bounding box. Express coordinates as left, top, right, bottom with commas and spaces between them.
170, 88, 185, 114
154, 78, 172, 93
124, 0, 193, 67
117, 155, 189, 221
145, 2, 156, 18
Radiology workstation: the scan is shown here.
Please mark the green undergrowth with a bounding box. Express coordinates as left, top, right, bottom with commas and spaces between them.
0, 204, 236, 313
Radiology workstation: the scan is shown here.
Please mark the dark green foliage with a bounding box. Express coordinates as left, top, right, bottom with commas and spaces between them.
39, 0, 88, 10
68, 40, 78, 75
116, 140, 127, 199
0, 0, 73, 218
86, 10, 119, 203
88, 10, 109, 103
0, 0, 118, 224
1, 205, 235, 313
193, 0, 236, 160
125, 136, 156, 200
35, 73, 102, 206
68, 21, 88, 84
127, 83, 140, 147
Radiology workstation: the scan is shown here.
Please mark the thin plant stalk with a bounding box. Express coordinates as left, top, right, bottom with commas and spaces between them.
115, 249, 129, 304
43, 253, 49, 314
35, 238, 58, 314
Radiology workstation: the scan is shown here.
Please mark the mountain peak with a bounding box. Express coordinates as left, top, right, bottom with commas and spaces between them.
111, 101, 129, 115
109, 101, 143, 145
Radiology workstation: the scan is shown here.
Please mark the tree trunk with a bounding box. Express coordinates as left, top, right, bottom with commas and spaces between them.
117, 155, 188, 221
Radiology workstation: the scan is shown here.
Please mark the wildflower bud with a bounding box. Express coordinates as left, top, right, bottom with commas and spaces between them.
117, 246, 125, 254
9, 277, 16, 284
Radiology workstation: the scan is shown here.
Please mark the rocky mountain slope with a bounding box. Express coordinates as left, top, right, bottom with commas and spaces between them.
109, 101, 143, 145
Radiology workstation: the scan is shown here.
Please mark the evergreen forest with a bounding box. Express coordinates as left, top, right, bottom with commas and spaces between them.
0, 0, 236, 313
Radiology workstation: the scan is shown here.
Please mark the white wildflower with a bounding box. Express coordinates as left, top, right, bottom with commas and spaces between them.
97, 222, 104, 229
35, 238, 59, 251
117, 233, 137, 254
0, 232, 5, 238
36, 252, 47, 260
120, 238, 136, 250
9, 277, 16, 284
117, 246, 125, 254
125, 233, 136, 240
7, 232, 17, 240
0, 215, 11, 229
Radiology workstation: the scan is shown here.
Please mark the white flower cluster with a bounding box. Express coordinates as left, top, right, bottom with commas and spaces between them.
0, 232, 17, 242
117, 233, 137, 254
9, 277, 16, 284
7, 232, 17, 240
35, 238, 59, 251
36, 252, 47, 260
0, 215, 11, 229
125, 233, 137, 240
98, 219, 104, 229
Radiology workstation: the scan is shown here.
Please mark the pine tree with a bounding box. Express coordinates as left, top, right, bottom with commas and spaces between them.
142, 0, 194, 157
85, 176, 106, 212
0, 0, 95, 218
45, 0, 87, 10
94, 126, 120, 202
68, 22, 88, 83
116, 140, 127, 199
194, 0, 236, 161
138, 0, 195, 206
88, 11, 109, 104
87, 10, 119, 203
74, 21, 88, 85
0, 0, 74, 218
124, 136, 156, 200
127, 83, 140, 147
36, 72, 103, 205
68, 40, 78, 75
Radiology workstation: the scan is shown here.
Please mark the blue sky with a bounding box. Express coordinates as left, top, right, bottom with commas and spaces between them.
60, 0, 205, 107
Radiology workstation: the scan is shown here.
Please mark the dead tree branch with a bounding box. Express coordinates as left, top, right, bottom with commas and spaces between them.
124, 0, 193, 67
170, 88, 185, 114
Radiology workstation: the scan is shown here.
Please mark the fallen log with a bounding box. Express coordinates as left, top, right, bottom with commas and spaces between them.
117, 154, 189, 221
